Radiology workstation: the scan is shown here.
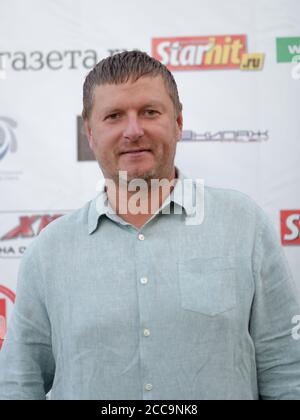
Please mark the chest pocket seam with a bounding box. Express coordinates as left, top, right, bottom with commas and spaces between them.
178, 257, 237, 316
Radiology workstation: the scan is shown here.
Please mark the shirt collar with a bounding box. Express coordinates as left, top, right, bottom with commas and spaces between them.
165, 167, 196, 218
88, 167, 198, 235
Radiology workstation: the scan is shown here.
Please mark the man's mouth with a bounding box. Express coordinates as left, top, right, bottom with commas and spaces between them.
120, 149, 152, 156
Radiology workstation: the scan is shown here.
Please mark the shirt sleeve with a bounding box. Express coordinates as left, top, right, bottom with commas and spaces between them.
0, 241, 55, 400
250, 207, 300, 400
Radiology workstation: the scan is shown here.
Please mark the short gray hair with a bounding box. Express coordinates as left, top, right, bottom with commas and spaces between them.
82, 50, 182, 120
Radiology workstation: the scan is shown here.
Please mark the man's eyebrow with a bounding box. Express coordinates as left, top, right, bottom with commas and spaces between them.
142, 101, 165, 109
100, 101, 165, 115
103, 107, 121, 113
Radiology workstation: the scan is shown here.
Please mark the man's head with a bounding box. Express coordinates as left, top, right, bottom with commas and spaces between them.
83, 50, 183, 185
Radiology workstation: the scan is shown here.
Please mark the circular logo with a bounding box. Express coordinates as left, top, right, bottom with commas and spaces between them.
0, 285, 16, 348
0, 117, 18, 161
0, 285, 16, 303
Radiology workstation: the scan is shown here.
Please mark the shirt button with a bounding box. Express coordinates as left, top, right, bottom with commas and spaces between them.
145, 384, 153, 391
140, 277, 148, 285
143, 329, 151, 337
138, 234, 145, 241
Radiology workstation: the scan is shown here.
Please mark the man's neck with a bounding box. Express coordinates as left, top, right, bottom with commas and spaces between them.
105, 168, 178, 229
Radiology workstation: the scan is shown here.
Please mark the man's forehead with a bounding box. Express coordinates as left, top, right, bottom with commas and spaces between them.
94, 75, 165, 95
92, 76, 170, 110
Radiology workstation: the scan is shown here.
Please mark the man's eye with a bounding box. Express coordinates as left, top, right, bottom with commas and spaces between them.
144, 110, 159, 117
105, 113, 120, 121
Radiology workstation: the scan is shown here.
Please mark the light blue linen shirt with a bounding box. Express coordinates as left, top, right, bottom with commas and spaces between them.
0, 168, 300, 400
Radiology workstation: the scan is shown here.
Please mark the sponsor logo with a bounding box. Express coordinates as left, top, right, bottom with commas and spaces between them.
182, 130, 269, 142
0, 212, 66, 258
0, 50, 98, 73
0, 285, 16, 350
0, 49, 135, 75
152, 35, 264, 71
0, 117, 18, 161
281, 210, 300, 246
277, 37, 300, 63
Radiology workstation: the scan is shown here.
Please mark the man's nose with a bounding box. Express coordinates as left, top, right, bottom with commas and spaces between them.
123, 116, 144, 141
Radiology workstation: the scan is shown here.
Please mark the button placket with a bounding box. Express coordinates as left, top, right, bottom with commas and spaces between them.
135, 230, 154, 396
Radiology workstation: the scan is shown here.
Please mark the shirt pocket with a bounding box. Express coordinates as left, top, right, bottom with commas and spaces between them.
178, 256, 237, 316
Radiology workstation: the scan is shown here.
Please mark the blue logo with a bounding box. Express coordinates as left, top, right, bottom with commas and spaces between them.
0, 117, 18, 161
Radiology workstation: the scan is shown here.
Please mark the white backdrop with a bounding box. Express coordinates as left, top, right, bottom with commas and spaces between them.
0, 0, 299, 348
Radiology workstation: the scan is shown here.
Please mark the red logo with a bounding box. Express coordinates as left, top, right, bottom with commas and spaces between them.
0, 212, 66, 259
0, 285, 16, 350
1, 215, 62, 241
152, 35, 264, 71
281, 211, 300, 246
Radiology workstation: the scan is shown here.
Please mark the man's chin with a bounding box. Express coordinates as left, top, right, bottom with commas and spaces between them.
118, 166, 156, 184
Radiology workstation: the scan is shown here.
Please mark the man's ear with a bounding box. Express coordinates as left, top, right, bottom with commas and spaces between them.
176, 112, 183, 142
84, 119, 95, 152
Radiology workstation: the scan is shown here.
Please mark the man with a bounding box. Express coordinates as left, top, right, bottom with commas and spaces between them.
0, 51, 300, 400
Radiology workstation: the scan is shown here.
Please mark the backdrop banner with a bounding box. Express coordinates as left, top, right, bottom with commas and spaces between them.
0, 0, 299, 347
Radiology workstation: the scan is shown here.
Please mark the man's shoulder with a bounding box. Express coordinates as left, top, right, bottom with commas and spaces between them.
42, 200, 92, 236
18, 199, 97, 270
204, 185, 266, 222
28, 200, 93, 251
205, 185, 257, 205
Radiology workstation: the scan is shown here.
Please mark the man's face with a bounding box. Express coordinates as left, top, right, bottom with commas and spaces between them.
85, 75, 183, 184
